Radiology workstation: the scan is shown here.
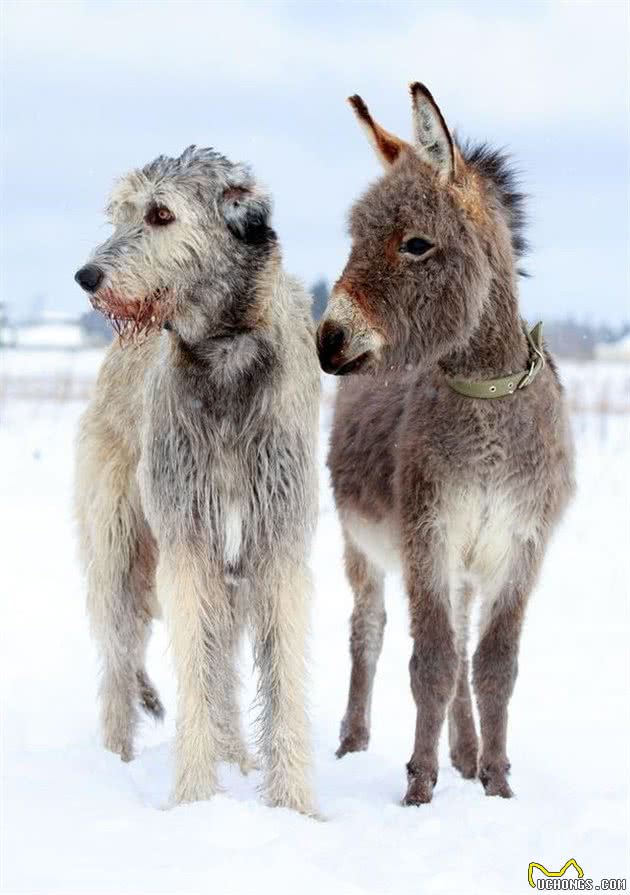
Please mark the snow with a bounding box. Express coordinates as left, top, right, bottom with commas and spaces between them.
1, 348, 104, 378
1, 359, 628, 895
4, 324, 85, 350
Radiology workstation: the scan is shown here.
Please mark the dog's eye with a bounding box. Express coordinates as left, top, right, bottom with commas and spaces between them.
400, 237, 434, 256
146, 205, 175, 226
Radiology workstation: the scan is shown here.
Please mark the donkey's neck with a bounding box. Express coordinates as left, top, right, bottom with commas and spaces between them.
438, 274, 529, 379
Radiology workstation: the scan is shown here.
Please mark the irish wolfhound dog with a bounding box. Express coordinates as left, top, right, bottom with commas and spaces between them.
317, 84, 575, 804
74, 145, 319, 814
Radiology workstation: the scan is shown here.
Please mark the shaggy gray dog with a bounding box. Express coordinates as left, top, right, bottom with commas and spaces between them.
74, 146, 319, 814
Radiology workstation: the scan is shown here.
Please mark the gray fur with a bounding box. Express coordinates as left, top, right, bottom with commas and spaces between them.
317, 85, 575, 804
74, 146, 319, 813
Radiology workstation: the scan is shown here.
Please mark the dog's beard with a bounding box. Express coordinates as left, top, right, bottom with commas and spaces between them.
90, 287, 171, 346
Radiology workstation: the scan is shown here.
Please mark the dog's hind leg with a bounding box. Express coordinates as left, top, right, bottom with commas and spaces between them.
76, 428, 162, 762
130, 525, 163, 724
78, 447, 160, 762
253, 560, 316, 816
216, 615, 257, 774
336, 535, 386, 758
157, 546, 235, 804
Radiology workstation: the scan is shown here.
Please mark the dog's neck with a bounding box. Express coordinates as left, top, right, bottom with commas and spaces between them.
163, 258, 285, 401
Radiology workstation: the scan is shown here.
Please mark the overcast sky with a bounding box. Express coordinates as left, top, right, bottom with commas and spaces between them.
1, 0, 629, 324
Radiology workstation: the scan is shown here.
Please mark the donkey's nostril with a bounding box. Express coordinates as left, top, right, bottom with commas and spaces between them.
74, 264, 104, 293
317, 321, 348, 374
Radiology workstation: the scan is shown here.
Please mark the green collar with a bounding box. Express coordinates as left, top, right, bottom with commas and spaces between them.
445, 322, 545, 399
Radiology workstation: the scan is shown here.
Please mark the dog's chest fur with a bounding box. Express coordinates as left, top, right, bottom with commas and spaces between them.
135, 331, 316, 577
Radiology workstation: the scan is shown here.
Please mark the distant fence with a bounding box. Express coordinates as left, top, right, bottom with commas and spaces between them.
0, 374, 95, 402
1, 360, 629, 414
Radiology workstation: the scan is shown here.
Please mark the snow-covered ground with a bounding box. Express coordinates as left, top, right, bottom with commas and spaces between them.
1, 355, 629, 895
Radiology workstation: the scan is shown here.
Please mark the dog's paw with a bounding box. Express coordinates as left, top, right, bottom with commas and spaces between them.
104, 732, 134, 763
171, 778, 219, 806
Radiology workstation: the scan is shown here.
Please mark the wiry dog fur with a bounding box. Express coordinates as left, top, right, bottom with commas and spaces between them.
317, 85, 575, 805
74, 146, 319, 814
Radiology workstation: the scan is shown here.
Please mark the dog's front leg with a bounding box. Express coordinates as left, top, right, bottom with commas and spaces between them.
253, 560, 316, 816
157, 546, 234, 805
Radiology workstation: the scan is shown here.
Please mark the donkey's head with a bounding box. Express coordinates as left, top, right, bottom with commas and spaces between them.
317, 83, 525, 374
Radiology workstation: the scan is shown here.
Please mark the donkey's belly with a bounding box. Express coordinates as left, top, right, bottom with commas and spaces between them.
344, 510, 402, 573
444, 485, 538, 596
342, 486, 538, 594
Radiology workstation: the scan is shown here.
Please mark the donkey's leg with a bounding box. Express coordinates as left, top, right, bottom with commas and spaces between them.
157, 547, 235, 804
400, 476, 458, 805
253, 560, 315, 816
404, 583, 458, 805
472, 545, 539, 798
337, 536, 386, 757
448, 583, 478, 779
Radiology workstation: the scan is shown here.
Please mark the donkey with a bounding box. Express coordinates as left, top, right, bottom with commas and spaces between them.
74, 146, 319, 814
317, 84, 574, 805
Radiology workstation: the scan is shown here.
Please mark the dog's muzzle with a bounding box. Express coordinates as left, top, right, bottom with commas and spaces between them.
74, 264, 104, 293
82, 284, 171, 346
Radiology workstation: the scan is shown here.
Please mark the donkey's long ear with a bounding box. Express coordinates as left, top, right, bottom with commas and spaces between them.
348, 95, 410, 169
409, 82, 455, 181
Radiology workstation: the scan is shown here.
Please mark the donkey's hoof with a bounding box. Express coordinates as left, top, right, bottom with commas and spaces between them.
479, 765, 514, 798
483, 776, 514, 798
336, 728, 369, 758
403, 763, 437, 805
450, 747, 478, 780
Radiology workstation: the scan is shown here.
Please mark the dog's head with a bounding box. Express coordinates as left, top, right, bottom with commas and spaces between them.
74, 146, 277, 345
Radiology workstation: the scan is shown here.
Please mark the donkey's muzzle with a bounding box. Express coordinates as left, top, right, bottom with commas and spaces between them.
316, 320, 371, 376
74, 264, 104, 293
317, 320, 348, 374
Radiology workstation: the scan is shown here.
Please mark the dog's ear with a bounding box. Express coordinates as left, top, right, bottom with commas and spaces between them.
221, 183, 275, 246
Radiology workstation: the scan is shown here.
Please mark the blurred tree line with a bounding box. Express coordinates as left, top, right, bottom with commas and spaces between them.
306, 282, 629, 360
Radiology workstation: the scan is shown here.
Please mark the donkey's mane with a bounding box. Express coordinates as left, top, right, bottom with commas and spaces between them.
457, 139, 528, 263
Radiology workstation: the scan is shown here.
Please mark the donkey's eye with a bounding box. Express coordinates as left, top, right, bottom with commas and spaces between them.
401, 237, 433, 256
146, 205, 175, 226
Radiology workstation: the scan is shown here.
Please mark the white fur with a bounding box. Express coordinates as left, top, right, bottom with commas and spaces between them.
344, 511, 401, 573
223, 500, 242, 566
442, 484, 539, 635
344, 485, 540, 641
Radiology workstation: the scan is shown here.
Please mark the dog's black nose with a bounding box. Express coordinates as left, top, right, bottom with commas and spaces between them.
317, 320, 348, 374
74, 264, 104, 293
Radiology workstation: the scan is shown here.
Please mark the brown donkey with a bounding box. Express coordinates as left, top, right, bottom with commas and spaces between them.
317, 84, 575, 805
